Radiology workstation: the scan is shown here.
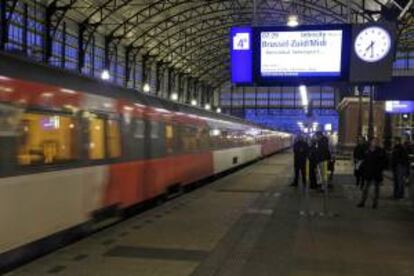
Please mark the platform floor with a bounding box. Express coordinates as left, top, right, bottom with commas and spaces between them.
7, 152, 414, 276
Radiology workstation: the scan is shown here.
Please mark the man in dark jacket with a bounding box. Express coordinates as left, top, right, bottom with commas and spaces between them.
315, 131, 331, 163
308, 138, 319, 189
291, 135, 309, 187
353, 136, 367, 189
357, 138, 387, 208
391, 137, 409, 199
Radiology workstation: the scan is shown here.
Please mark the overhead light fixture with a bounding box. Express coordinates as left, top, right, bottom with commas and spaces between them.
101, 70, 111, 80
372, 14, 381, 22
143, 83, 151, 93
216, 107, 222, 113
287, 15, 299, 27
171, 93, 178, 101
211, 129, 221, 137
299, 85, 308, 107
324, 123, 332, 132
205, 103, 211, 110
191, 99, 197, 106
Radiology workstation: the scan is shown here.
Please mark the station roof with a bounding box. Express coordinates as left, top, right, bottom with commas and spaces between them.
42, 0, 413, 88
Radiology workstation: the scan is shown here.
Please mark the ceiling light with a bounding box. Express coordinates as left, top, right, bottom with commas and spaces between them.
205, 103, 211, 110
191, 99, 197, 106
171, 93, 178, 101
101, 70, 111, 80
287, 15, 299, 27
216, 107, 222, 113
143, 83, 151, 93
299, 85, 308, 106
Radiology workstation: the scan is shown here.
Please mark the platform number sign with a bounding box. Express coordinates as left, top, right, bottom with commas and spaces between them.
233, 33, 250, 50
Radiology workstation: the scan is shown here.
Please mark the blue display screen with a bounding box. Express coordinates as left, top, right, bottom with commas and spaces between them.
259, 29, 343, 78
230, 27, 253, 84
254, 25, 351, 84
385, 101, 414, 113
230, 24, 351, 85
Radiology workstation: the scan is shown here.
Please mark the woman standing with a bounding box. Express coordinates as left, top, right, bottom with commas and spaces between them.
357, 138, 388, 209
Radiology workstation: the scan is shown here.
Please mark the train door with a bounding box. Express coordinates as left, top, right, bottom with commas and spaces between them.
0, 104, 22, 174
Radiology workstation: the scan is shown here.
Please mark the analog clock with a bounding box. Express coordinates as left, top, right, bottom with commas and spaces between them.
354, 26, 391, 63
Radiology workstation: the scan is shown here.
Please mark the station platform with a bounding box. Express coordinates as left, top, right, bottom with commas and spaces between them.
7, 152, 414, 276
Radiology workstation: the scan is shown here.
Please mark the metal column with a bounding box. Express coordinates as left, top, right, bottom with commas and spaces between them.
368, 86, 375, 140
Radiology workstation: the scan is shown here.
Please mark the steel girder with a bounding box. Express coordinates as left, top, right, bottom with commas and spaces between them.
133, 7, 341, 78
0, 0, 20, 50
146, 10, 316, 59
122, 0, 354, 48
100, 0, 369, 86
65, 0, 370, 87
43, 0, 78, 62
7, 0, 399, 88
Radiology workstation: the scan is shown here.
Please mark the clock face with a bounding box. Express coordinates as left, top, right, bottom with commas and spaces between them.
354, 26, 391, 63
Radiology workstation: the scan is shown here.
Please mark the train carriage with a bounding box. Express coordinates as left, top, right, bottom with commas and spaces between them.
0, 54, 292, 272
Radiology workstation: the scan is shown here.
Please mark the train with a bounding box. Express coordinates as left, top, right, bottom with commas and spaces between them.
0, 53, 292, 271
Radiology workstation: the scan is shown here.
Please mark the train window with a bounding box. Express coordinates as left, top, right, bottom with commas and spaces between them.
17, 113, 78, 165
199, 128, 210, 151
191, 127, 199, 152
0, 104, 22, 135
107, 120, 122, 158
134, 119, 145, 139
88, 117, 105, 160
165, 124, 174, 154
165, 125, 173, 139
150, 121, 159, 139
182, 126, 196, 153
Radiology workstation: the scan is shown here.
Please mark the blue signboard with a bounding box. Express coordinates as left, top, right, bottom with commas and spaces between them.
231, 27, 253, 84
253, 25, 351, 84
385, 101, 414, 113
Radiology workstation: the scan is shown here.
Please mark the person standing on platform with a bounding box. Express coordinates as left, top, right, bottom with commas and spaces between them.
403, 140, 413, 156
391, 137, 409, 199
308, 137, 319, 189
316, 131, 331, 163
315, 131, 331, 190
357, 138, 387, 209
353, 136, 367, 189
291, 135, 309, 187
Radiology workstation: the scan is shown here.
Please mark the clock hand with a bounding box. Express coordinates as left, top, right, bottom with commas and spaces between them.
365, 41, 374, 52
370, 42, 375, 58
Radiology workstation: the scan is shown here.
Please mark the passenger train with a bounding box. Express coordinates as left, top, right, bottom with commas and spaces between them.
0, 54, 292, 271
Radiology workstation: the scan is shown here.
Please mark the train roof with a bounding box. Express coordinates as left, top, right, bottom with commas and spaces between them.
0, 52, 289, 134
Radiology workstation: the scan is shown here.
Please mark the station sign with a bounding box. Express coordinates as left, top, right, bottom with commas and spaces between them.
230, 22, 396, 85
385, 101, 414, 114
230, 27, 253, 84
